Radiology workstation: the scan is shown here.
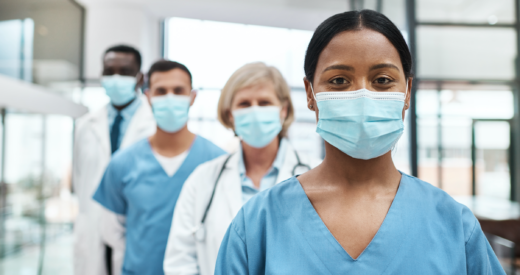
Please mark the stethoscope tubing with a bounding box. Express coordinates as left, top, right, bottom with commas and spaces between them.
195, 149, 310, 242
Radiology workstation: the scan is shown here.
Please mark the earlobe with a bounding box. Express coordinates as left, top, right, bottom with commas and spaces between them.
190, 90, 197, 106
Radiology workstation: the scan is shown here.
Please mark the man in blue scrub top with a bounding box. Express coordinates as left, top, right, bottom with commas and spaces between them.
93, 60, 226, 275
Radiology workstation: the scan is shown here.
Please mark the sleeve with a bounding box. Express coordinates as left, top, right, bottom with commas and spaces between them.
99, 208, 126, 250
92, 157, 128, 215
99, 208, 126, 275
163, 167, 203, 275
464, 210, 506, 275
214, 211, 249, 275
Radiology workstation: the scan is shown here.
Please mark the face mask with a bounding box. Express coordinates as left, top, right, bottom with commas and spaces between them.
232, 106, 282, 148
312, 86, 406, 160
101, 74, 137, 106
151, 94, 191, 133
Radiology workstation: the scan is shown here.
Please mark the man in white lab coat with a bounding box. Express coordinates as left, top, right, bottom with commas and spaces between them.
73, 45, 156, 275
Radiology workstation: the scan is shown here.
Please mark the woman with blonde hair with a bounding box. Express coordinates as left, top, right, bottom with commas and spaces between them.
163, 62, 321, 275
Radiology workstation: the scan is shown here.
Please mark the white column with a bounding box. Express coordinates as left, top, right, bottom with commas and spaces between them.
81, 2, 161, 79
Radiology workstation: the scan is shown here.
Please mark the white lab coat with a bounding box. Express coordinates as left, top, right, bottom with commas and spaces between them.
73, 95, 156, 275
163, 142, 322, 275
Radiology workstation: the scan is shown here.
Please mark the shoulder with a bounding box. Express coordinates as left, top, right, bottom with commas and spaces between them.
229, 177, 300, 238
400, 173, 477, 240
195, 136, 227, 157
75, 106, 107, 132
108, 139, 148, 169
241, 176, 300, 217
401, 173, 462, 209
190, 153, 232, 178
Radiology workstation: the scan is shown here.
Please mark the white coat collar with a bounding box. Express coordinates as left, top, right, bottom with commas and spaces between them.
86, 95, 155, 156
220, 140, 299, 216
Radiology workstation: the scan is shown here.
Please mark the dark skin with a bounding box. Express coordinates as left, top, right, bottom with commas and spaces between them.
145, 68, 197, 157
102, 51, 144, 110
298, 29, 412, 260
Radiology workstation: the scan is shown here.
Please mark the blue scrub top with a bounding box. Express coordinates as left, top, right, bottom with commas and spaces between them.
215, 174, 505, 275
93, 136, 225, 275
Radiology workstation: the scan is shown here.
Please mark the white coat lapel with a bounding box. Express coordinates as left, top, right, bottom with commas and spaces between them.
220, 153, 243, 217
89, 106, 110, 158
120, 96, 156, 149
278, 142, 297, 182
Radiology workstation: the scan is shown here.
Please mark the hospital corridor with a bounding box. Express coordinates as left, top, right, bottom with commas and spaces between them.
0, 0, 519, 274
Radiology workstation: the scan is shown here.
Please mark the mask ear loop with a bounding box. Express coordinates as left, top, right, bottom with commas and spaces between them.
310, 83, 318, 110
390, 80, 410, 157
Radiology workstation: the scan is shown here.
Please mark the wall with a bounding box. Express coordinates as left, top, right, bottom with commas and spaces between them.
80, 2, 161, 79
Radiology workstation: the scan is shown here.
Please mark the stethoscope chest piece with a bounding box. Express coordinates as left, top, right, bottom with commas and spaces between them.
195, 224, 206, 242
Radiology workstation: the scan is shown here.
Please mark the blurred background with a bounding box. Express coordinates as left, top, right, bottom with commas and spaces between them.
1, 0, 520, 274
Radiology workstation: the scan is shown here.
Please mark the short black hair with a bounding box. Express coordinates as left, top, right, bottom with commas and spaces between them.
147, 60, 192, 87
304, 10, 413, 84
104, 45, 142, 69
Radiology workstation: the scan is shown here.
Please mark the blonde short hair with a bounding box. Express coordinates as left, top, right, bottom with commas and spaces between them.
218, 62, 295, 137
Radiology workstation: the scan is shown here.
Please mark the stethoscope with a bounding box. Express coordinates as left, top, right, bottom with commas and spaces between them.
194, 150, 311, 242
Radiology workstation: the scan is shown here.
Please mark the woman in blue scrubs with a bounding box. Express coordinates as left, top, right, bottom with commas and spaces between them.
215, 10, 505, 275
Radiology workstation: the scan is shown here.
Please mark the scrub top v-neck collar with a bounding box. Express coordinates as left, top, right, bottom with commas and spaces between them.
287, 174, 410, 274
145, 136, 199, 178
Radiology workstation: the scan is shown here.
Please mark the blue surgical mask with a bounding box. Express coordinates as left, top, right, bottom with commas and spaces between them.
312, 86, 406, 160
232, 106, 282, 148
151, 94, 191, 133
101, 75, 138, 106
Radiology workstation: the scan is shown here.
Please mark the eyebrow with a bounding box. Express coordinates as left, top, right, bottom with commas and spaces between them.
323, 65, 355, 73
369, 63, 400, 71
322, 63, 400, 73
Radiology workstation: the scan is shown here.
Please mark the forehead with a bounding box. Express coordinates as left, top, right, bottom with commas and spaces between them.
104, 51, 137, 67
149, 68, 191, 87
234, 82, 276, 98
316, 29, 403, 73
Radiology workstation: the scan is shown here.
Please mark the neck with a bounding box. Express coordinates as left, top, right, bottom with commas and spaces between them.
242, 138, 280, 175
319, 142, 400, 188
148, 125, 195, 157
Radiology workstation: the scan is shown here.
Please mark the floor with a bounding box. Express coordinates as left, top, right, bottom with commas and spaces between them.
0, 232, 73, 275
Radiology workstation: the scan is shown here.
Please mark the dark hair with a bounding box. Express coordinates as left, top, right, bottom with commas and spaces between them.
147, 60, 192, 87
304, 10, 413, 84
104, 45, 142, 69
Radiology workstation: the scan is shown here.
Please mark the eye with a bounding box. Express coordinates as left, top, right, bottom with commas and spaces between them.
259, 100, 273, 106
375, 77, 392, 85
174, 87, 185, 94
238, 101, 250, 107
331, 77, 348, 85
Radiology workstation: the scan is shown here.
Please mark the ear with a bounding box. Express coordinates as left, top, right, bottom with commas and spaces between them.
303, 77, 316, 111
189, 90, 197, 107
280, 100, 289, 122
144, 88, 152, 106
404, 77, 412, 111
227, 109, 234, 129
136, 72, 144, 91
402, 77, 413, 120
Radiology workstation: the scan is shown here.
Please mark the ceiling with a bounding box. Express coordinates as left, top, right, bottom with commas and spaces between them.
76, 0, 351, 31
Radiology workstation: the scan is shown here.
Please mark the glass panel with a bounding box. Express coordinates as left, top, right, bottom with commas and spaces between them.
0, 20, 23, 79
417, 0, 515, 24
417, 86, 513, 197
441, 117, 472, 196
417, 26, 516, 80
382, 0, 407, 30
475, 121, 511, 200
166, 18, 313, 88
2, 113, 43, 259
